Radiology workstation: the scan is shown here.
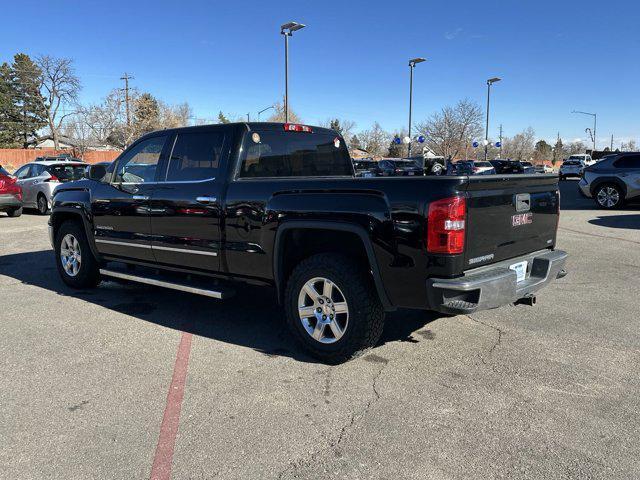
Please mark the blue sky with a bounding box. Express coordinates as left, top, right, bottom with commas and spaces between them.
1, 0, 638, 147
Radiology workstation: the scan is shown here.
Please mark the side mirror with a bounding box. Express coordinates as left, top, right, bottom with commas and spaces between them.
88, 164, 107, 182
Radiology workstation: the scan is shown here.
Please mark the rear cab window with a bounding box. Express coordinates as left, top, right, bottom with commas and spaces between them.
238, 128, 353, 178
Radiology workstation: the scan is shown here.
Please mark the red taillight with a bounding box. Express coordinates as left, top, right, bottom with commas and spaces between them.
283, 123, 313, 133
45, 175, 59, 182
427, 196, 466, 254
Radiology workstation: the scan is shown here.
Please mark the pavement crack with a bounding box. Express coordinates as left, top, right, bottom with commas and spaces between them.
466, 315, 504, 365
277, 358, 388, 479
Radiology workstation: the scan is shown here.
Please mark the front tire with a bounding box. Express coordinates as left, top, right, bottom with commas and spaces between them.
55, 220, 101, 288
37, 193, 49, 215
595, 183, 624, 209
7, 207, 22, 217
284, 253, 385, 363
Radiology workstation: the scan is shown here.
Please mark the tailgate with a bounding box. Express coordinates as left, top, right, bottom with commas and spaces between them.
463, 174, 559, 269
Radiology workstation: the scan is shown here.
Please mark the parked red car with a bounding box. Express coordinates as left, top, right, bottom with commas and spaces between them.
0, 165, 23, 217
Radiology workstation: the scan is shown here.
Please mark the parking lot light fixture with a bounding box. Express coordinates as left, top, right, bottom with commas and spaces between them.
258, 105, 275, 121
408, 58, 426, 158
280, 21, 306, 123
572, 110, 597, 152
484, 77, 501, 161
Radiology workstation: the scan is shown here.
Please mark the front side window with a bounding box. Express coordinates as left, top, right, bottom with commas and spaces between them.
166, 131, 225, 182
15, 165, 32, 179
239, 132, 352, 178
114, 135, 167, 183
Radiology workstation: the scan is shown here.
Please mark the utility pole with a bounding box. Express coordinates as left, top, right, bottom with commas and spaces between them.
120, 73, 134, 145
610, 134, 613, 150
407, 57, 426, 157
499, 124, 503, 157
484, 77, 501, 161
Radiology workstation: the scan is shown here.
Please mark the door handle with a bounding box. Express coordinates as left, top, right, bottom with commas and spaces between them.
132, 195, 149, 201
196, 196, 217, 204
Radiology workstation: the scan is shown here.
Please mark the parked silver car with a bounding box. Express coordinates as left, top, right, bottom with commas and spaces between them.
558, 159, 585, 180
578, 153, 640, 209
13, 160, 86, 214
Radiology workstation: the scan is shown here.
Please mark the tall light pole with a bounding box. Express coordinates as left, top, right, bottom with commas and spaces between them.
407, 57, 426, 158
258, 105, 274, 121
280, 21, 306, 123
572, 110, 597, 152
484, 77, 501, 161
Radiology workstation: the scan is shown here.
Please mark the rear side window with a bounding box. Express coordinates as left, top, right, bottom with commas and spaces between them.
614, 155, 640, 169
239, 132, 352, 178
166, 131, 225, 181
0, 166, 11, 176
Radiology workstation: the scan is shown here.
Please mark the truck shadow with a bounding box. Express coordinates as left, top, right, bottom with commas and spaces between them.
0, 250, 441, 364
588, 214, 640, 230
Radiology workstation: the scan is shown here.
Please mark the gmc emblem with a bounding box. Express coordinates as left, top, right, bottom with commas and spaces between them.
512, 213, 533, 227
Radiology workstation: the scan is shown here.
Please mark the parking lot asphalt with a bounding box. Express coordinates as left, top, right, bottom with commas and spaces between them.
1, 180, 639, 480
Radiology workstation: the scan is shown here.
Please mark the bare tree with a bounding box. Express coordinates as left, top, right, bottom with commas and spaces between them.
319, 118, 356, 141
503, 127, 536, 160
416, 99, 483, 159
159, 101, 192, 129
36, 55, 81, 149
358, 122, 391, 157
63, 113, 93, 159
267, 101, 302, 123
78, 88, 127, 147
567, 140, 586, 155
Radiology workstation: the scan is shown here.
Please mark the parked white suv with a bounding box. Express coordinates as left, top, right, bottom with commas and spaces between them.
559, 159, 585, 180
567, 154, 595, 166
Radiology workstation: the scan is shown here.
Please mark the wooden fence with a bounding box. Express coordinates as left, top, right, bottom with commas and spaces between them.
0, 149, 121, 170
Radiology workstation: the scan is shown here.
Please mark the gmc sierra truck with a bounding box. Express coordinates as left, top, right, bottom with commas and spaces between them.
49, 122, 567, 363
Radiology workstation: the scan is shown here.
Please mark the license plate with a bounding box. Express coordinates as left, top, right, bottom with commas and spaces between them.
408, 171, 415, 176
509, 261, 528, 283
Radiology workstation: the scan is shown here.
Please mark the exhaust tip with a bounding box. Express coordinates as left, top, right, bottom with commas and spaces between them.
516, 294, 536, 307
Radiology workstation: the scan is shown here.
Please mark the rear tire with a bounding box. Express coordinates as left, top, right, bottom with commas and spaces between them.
594, 183, 624, 209
7, 207, 22, 217
37, 193, 49, 215
284, 253, 385, 364
54, 220, 101, 288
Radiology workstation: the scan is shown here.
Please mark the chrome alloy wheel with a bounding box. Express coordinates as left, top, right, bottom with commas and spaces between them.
597, 186, 620, 208
298, 277, 349, 344
60, 234, 82, 277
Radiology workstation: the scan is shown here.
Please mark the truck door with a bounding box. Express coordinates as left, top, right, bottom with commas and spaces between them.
148, 128, 227, 271
91, 134, 169, 262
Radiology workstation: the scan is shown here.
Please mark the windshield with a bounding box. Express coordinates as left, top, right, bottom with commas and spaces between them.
391, 160, 418, 168
521, 162, 533, 166
568, 156, 585, 160
563, 161, 580, 166
47, 164, 87, 182
474, 162, 492, 167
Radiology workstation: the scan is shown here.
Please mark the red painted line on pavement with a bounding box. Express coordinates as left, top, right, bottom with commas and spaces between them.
150, 332, 193, 480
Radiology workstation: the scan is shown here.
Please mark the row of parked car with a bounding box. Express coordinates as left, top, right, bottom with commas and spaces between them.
353, 158, 553, 177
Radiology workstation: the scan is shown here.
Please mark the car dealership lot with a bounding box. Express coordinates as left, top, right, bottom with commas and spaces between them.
1, 181, 639, 479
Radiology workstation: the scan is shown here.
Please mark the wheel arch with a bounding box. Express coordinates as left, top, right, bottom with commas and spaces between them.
50, 208, 100, 260
590, 177, 628, 198
273, 221, 394, 311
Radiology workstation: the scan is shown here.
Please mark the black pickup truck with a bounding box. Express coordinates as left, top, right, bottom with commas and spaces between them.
49, 122, 567, 363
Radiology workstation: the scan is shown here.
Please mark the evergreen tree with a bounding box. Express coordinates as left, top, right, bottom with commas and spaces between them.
349, 135, 361, 150
11, 54, 47, 147
217, 111, 230, 124
0, 62, 20, 147
329, 119, 343, 136
387, 138, 403, 157
553, 137, 564, 166
133, 93, 160, 137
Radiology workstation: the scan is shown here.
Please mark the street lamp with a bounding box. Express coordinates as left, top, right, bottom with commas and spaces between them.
280, 21, 306, 123
572, 110, 597, 152
407, 57, 426, 157
258, 105, 275, 121
484, 77, 501, 161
